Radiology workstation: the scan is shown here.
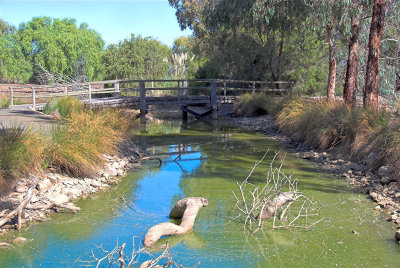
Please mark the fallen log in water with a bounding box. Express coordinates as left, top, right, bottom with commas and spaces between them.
144, 197, 208, 247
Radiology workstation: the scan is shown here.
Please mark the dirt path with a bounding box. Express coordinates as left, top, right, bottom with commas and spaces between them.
0, 105, 55, 130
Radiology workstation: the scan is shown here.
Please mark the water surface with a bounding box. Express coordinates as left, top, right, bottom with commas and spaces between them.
0, 120, 399, 267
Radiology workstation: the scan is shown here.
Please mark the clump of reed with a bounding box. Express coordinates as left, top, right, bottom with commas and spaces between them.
0, 97, 130, 194
48, 109, 127, 177
234, 93, 289, 117
276, 99, 394, 171
0, 96, 11, 108
0, 125, 46, 193
43, 96, 84, 118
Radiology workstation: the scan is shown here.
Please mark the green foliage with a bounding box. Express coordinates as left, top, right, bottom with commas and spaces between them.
103, 34, 170, 80
17, 17, 105, 82
43, 97, 84, 118
0, 33, 33, 83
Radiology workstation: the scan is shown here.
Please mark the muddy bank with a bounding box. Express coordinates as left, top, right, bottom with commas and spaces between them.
0, 139, 145, 240
227, 115, 400, 241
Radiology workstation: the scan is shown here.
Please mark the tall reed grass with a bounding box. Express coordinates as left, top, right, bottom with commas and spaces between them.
234, 93, 289, 117
0, 97, 130, 194
0, 125, 46, 192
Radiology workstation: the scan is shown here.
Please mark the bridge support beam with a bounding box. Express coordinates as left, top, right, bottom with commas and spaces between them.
139, 81, 146, 124
210, 80, 217, 119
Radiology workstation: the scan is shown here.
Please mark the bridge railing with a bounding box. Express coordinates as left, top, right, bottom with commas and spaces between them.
3, 79, 294, 110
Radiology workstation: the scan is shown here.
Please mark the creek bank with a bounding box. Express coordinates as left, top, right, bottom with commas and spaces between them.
0, 140, 145, 238
226, 115, 400, 241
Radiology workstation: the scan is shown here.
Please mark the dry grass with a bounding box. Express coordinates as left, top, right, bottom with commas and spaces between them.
48, 108, 128, 177
0, 125, 46, 193
0, 97, 130, 194
276, 99, 396, 174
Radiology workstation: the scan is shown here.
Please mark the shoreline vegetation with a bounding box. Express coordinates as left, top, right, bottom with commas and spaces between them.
232, 93, 400, 241
0, 97, 144, 237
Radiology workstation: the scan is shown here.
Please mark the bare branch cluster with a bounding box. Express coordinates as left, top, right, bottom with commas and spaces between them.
233, 151, 324, 234
78, 236, 197, 268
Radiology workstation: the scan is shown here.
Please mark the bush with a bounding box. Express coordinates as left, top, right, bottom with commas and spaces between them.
0, 96, 11, 108
43, 97, 84, 118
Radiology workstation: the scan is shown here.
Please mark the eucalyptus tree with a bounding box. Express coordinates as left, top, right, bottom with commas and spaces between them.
363, 0, 388, 108
169, 0, 313, 83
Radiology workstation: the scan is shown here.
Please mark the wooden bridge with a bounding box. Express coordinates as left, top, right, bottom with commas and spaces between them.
3, 79, 293, 122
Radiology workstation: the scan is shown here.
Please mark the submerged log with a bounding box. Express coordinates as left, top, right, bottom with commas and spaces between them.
257, 192, 294, 220
143, 197, 208, 247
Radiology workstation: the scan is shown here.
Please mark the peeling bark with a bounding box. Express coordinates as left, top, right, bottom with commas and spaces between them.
363, 0, 387, 109
144, 197, 208, 247
327, 23, 337, 101
343, 14, 361, 106
396, 33, 400, 92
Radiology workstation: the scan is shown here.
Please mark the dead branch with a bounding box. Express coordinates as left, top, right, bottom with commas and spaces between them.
233, 152, 322, 233
79, 236, 197, 268
26, 202, 81, 214
0, 185, 35, 229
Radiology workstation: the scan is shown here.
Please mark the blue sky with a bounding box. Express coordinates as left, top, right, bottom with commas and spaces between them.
0, 0, 192, 47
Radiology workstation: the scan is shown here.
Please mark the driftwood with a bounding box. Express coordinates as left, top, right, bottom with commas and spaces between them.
257, 192, 294, 220
25, 202, 81, 214
0, 186, 35, 230
143, 197, 208, 247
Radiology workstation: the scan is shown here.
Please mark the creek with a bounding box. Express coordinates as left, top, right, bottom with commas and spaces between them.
0, 120, 399, 267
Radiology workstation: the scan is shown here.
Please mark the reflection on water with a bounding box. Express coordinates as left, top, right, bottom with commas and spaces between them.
0, 120, 399, 267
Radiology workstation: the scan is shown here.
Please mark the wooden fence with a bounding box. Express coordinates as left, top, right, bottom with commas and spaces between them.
1, 79, 294, 120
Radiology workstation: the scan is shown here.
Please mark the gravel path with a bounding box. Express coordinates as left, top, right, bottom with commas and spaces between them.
0, 105, 55, 130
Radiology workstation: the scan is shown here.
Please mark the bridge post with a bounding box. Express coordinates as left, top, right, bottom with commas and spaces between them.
140, 81, 146, 124
64, 86, 68, 95
31, 87, 36, 110
252, 82, 256, 94
88, 84, 92, 104
114, 83, 120, 97
9, 87, 13, 106
210, 80, 217, 119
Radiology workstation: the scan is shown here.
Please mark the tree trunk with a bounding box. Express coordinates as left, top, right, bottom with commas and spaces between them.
396, 32, 400, 92
343, 14, 361, 106
363, 0, 387, 109
327, 23, 336, 101
275, 32, 284, 90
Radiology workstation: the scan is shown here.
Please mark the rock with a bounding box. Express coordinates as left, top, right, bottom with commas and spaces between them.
373, 205, 382, 211
352, 230, 359, 235
90, 180, 102, 188
50, 194, 69, 204
378, 166, 393, 177
49, 108, 62, 120
349, 163, 364, 172
15, 184, 27, 193
380, 176, 393, 185
37, 179, 52, 192
12, 237, 28, 244
395, 230, 400, 241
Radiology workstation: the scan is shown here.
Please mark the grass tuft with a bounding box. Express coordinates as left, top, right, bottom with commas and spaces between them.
0, 124, 46, 193
48, 108, 128, 177
43, 97, 84, 118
